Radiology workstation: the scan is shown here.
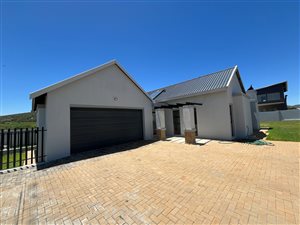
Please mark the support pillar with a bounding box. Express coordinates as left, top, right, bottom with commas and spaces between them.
155, 109, 166, 140
182, 106, 196, 144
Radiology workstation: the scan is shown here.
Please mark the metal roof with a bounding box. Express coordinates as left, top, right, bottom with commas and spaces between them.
256, 81, 288, 92
148, 66, 237, 102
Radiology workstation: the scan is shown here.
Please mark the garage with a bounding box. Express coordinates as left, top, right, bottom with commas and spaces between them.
30, 60, 153, 161
70, 107, 143, 153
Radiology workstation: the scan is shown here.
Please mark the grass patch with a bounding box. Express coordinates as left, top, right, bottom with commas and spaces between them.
0, 112, 36, 129
0, 121, 36, 129
0, 112, 35, 123
260, 120, 300, 142
1, 151, 26, 170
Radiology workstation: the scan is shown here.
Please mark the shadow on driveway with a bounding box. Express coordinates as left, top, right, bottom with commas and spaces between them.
36, 140, 157, 171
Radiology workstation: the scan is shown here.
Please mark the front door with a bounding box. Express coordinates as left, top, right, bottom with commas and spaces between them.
194, 108, 198, 136
173, 110, 181, 135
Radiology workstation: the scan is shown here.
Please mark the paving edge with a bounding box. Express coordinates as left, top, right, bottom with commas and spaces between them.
0, 162, 46, 174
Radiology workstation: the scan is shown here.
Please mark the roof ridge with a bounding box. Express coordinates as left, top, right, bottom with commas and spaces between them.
148, 66, 235, 93
256, 81, 288, 90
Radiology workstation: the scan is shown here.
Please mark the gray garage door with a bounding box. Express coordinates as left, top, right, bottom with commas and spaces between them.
70, 107, 143, 154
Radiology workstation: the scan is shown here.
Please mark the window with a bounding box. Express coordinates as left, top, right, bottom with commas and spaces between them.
257, 94, 267, 103
267, 92, 281, 101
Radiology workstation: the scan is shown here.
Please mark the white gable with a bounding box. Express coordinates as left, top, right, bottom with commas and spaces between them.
30, 60, 152, 102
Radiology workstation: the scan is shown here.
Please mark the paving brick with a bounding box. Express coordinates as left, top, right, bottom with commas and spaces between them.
0, 140, 298, 225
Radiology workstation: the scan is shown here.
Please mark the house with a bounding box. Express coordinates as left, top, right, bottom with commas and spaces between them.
30, 60, 258, 162
149, 66, 259, 141
30, 60, 153, 161
249, 81, 288, 112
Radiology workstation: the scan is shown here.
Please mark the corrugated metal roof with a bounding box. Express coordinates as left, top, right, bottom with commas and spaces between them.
148, 67, 236, 102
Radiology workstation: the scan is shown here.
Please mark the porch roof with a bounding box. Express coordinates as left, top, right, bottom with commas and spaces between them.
154, 102, 203, 109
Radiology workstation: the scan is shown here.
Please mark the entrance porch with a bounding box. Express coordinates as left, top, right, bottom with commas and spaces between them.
155, 102, 202, 144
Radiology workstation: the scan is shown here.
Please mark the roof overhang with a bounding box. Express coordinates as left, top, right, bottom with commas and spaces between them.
153, 87, 228, 103
256, 81, 288, 92
154, 102, 203, 109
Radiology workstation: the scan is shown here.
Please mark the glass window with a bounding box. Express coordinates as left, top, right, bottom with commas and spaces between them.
257, 94, 267, 103
267, 92, 281, 101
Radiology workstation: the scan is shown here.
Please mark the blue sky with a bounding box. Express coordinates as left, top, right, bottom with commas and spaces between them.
1, 0, 299, 115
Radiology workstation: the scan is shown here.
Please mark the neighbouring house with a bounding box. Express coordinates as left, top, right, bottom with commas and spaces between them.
149, 66, 260, 141
30, 60, 258, 162
249, 81, 288, 112
30, 60, 153, 161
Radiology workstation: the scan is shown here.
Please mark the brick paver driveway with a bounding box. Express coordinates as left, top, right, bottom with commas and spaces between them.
1, 140, 299, 224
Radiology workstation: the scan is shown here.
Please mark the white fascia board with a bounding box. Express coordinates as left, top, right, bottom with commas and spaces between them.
226, 65, 238, 87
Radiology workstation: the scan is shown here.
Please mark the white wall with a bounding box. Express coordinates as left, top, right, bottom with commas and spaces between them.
243, 96, 253, 136
232, 96, 244, 137
232, 94, 253, 138
165, 90, 233, 140
44, 64, 153, 161
259, 109, 300, 121
258, 111, 280, 121
228, 73, 243, 95
246, 89, 260, 130
158, 72, 252, 140
281, 109, 300, 120
36, 104, 46, 128
250, 101, 260, 130
228, 72, 254, 138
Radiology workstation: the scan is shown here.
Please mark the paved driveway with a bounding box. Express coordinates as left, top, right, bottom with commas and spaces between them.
1, 140, 299, 225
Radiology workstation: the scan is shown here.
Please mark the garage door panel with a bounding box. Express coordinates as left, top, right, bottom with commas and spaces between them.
70, 108, 143, 153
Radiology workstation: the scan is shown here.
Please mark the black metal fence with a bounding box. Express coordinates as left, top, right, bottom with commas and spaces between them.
0, 127, 46, 170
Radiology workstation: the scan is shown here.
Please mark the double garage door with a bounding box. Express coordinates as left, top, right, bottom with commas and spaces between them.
70, 107, 143, 154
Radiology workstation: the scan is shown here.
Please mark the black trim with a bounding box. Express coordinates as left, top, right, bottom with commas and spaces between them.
154, 102, 203, 109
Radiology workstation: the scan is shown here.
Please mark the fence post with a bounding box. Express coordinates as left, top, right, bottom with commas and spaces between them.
13, 128, 17, 168
41, 127, 44, 162
0, 127, 46, 169
36, 128, 39, 163
6, 129, 10, 169
19, 128, 23, 167
31, 128, 34, 164
0, 129, 3, 170
25, 128, 28, 165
